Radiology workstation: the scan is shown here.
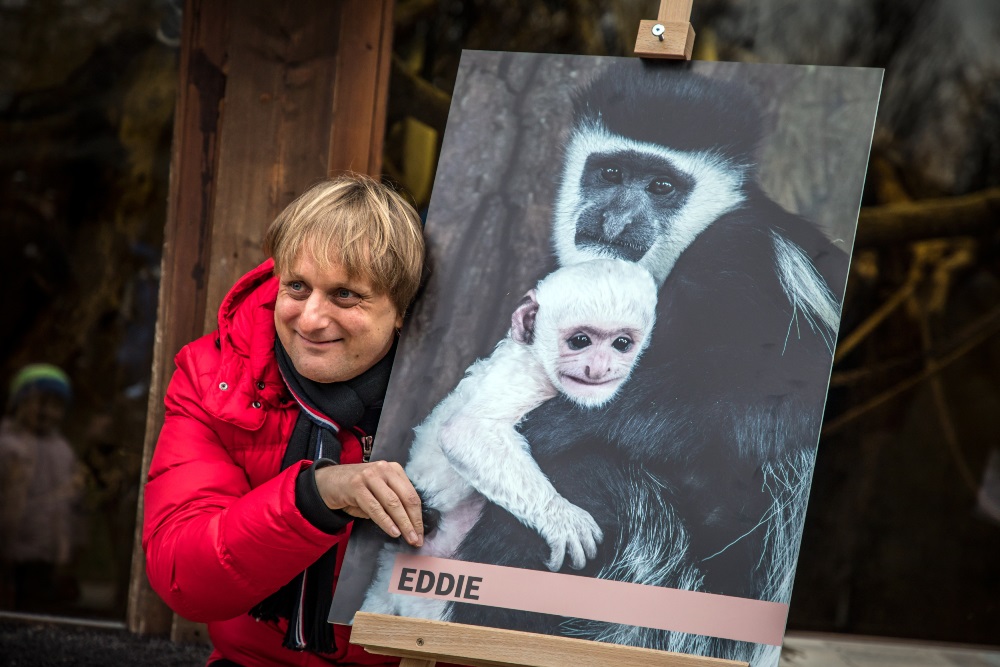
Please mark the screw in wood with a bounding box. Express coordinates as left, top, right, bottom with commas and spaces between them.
416, 638, 425, 647
652, 23, 665, 41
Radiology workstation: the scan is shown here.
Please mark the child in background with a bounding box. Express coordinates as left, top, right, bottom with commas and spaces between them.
0, 363, 84, 611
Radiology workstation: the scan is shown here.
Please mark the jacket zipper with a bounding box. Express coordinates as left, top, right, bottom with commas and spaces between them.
359, 434, 374, 463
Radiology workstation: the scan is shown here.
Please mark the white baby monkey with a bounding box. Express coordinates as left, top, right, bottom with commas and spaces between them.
360, 258, 657, 619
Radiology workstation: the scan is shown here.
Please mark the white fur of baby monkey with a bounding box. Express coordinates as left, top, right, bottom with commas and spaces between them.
530, 258, 658, 403
359, 258, 658, 619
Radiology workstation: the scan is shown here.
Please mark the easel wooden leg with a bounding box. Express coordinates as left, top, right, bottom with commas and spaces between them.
400, 659, 436, 667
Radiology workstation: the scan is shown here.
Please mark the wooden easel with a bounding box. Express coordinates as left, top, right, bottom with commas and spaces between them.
352, 612, 747, 667
634, 0, 696, 60
351, 3, 746, 666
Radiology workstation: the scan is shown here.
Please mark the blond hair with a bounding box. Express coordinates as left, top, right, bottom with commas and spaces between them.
263, 174, 426, 314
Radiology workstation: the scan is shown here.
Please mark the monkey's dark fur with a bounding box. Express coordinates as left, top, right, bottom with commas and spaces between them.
577, 63, 764, 162
447, 63, 849, 665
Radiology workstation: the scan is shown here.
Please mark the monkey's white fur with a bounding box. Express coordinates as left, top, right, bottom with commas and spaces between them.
772, 232, 840, 355
554, 122, 839, 363
561, 449, 814, 667
554, 120, 748, 286
360, 259, 658, 620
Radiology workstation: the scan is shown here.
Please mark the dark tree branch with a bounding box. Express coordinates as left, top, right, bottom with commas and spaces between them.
823, 302, 1000, 436
394, 0, 440, 30
855, 187, 1000, 247
388, 54, 452, 133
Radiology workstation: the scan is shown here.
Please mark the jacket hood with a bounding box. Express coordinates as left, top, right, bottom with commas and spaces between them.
202, 259, 286, 430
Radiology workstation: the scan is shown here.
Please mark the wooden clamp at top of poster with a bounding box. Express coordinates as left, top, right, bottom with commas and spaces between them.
351, 612, 749, 667
634, 0, 696, 60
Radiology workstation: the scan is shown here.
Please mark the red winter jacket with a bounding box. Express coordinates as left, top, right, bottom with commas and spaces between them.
143, 259, 395, 667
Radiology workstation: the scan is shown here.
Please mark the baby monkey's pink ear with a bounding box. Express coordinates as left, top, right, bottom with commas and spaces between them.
511, 289, 539, 345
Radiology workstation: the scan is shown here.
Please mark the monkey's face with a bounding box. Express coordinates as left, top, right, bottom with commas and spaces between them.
552, 325, 647, 408
574, 150, 692, 263
527, 259, 657, 408
553, 124, 748, 285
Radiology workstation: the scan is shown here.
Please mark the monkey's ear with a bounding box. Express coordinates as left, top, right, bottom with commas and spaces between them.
512, 289, 539, 345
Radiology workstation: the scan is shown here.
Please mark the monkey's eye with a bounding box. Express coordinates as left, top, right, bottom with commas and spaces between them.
647, 179, 675, 196
612, 336, 633, 352
567, 333, 592, 350
600, 166, 623, 184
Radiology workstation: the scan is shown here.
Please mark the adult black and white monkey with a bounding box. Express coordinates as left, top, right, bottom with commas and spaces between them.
360, 258, 658, 621
448, 63, 849, 666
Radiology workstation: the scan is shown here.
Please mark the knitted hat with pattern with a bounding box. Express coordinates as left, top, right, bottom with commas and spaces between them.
9, 363, 72, 408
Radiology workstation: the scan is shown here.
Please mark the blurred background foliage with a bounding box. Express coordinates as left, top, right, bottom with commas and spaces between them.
0, 0, 997, 645
0, 0, 178, 619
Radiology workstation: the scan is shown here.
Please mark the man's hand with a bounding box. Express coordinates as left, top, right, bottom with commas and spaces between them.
315, 461, 424, 547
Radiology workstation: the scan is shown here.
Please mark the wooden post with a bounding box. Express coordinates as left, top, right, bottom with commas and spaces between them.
634, 0, 696, 60
351, 613, 749, 667
330, 0, 394, 177
126, 0, 395, 639
125, 0, 228, 637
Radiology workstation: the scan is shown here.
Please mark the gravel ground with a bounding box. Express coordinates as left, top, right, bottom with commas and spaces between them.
0, 619, 212, 667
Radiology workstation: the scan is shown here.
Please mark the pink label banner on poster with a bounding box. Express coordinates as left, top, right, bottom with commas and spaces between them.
388, 553, 789, 646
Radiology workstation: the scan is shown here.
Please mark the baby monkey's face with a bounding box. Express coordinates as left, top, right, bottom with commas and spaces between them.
553, 324, 646, 409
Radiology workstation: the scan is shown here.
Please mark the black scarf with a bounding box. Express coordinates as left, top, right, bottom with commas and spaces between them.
249, 337, 395, 653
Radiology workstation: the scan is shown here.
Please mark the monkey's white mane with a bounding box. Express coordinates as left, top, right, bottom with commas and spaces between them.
554, 120, 748, 285
771, 232, 840, 355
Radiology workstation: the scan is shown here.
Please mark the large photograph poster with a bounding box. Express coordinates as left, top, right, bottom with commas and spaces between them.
331, 51, 882, 666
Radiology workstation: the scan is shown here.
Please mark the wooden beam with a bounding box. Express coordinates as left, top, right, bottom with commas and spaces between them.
658, 0, 693, 23
329, 0, 394, 176
200, 0, 345, 330
127, 0, 229, 636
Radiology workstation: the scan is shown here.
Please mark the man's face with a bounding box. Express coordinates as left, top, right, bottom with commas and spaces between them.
274, 251, 402, 384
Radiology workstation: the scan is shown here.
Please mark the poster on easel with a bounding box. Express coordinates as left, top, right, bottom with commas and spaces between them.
330, 51, 883, 667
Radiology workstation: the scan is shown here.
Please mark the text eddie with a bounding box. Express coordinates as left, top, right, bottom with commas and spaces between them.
394, 566, 483, 600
